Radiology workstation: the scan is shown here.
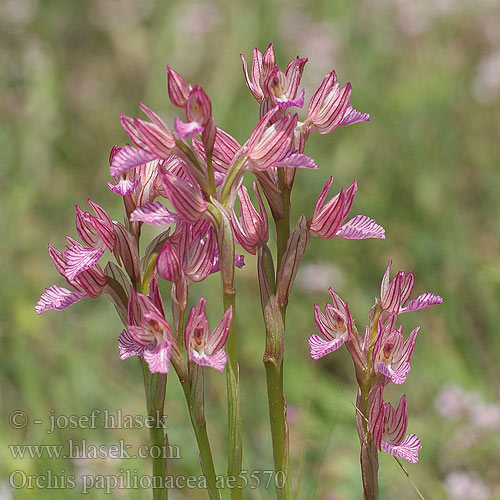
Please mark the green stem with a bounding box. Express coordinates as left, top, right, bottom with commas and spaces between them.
258, 246, 291, 500
275, 168, 291, 275
181, 379, 222, 500
141, 359, 168, 500
360, 441, 379, 500
212, 203, 242, 500
264, 361, 291, 500
223, 288, 243, 500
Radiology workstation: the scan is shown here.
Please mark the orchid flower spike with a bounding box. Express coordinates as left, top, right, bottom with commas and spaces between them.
185, 298, 232, 372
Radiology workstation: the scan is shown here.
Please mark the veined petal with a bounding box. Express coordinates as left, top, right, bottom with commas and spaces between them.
380, 260, 392, 299
275, 89, 305, 109
107, 179, 140, 196
384, 396, 408, 444
272, 151, 317, 169
369, 386, 385, 450
378, 361, 411, 384
65, 244, 104, 281
110, 144, 157, 176
308, 334, 345, 359
130, 202, 179, 226
207, 306, 232, 353
35, 286, 86, 314
161, 171, 206, 223
400, 272, 415, 306
382, 434, 421, 463
167, 65, 190, 108
143, 341, 171, 373
335, 215, 386, 239
240, 48, 264, 101
174, 117, 204, 139
118, 329, 146, 360
156, 240, 182, 283
190, 349, 227, 372
401, 293, 443, 313
338, 105, 370, 127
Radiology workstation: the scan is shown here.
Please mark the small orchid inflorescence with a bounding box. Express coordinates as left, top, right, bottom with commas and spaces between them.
309, 262, 442, 498
36, 43, 440, 500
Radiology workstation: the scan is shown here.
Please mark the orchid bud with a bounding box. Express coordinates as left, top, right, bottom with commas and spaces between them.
276, 215, 310, 308
232, 182, 268, 255
160, 170, 207, 223
119, 103, 176, 160
157, 240, 182, 283
246, 109, 297, 171
112, 222, 141, 285
167, 65, 190, 108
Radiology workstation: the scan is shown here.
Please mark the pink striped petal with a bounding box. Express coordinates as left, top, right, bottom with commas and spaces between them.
174, 117, 204, 139
339, 105, 370, 127
369, 387, 385, 450
384, 396, 408, 444
161, 171, 206, 223
130, 202, 179, 226
118, 329, 147, 359
190, 349, 227, 372
207, 306, 232, 353
380, 260, 392, 299
276, 89, 305, 109
335, 215, 386, 239
382, 433, 421, 463
107, 179, 140, 196
65, 244, 104, 281
156, 240, 182, 282
35, 286, 86, 314
110, 145, 157, 176
272, 151, 318, 169
308, 334, 345, 360
143, 341, 171, 373
401, 293, 443, 313
167, 66, 190, 108
235, 253, 245, 269
378, 361, 411, 384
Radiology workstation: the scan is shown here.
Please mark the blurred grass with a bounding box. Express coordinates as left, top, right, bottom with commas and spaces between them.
1, 0, 500, 498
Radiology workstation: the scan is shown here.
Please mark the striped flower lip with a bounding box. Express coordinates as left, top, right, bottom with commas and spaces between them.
373, 318, 420, 385
119, 292, 176, 374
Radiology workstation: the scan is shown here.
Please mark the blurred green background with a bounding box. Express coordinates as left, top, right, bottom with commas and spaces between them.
1, 0, 500, 498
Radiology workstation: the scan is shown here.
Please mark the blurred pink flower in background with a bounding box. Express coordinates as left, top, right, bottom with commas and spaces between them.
445, 471, 490, 500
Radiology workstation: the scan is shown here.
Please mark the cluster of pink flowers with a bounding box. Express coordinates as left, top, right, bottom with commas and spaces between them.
309, 261, 442, 463
36, 43, 382, 376
36, 43, 440, 500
